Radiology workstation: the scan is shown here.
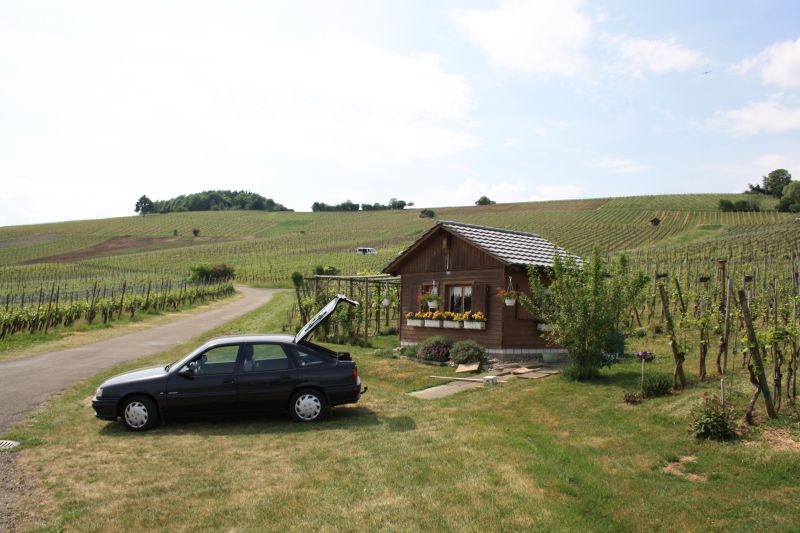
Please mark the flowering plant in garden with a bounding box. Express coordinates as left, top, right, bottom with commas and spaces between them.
418, 311, 433, 319
405, 311, 415, 319
442, 311, 460, 321
466, 311, 487, 322
635, 351, 655, 362
432, 310, 444, 320
496, 288, 518, 299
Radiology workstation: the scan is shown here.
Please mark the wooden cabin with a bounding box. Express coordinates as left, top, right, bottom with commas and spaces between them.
383, 221, 580, 360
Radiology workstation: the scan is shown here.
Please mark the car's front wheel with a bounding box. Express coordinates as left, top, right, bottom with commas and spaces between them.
289, 389, 327, 422
120, 395, 159, 431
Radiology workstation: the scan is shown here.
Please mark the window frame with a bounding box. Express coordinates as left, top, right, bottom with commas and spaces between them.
447, 284, 473, 314
186, 343, 241, 376
238, 342, 295, 374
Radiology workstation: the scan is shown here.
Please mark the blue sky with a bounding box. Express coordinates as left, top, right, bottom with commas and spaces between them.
1, 0, 799, 225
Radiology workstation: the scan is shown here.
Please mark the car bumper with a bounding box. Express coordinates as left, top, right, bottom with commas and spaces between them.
327, 384, 363, 406
92, 397, 118, 421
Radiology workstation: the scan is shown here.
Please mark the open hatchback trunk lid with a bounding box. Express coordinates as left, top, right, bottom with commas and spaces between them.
293, 294, 360, 344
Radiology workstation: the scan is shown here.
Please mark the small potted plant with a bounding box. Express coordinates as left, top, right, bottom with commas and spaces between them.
442, 311, 463, 329
422, 292, 441, 310
405, 311, 423, 327
463, 311, 487, 330
424, 310, 443, 327
496, 288, 518, 307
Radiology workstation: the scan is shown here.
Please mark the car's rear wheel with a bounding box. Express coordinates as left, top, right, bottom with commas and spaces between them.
120, 395, 159, 431
289, 389, 327, 422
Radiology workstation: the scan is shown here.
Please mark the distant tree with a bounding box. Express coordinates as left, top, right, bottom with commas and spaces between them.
718, 199, 735, 212
151, 190, 290, 214
389, 198, 407, 210
763, 169, 792, 197
313, 265, 340, 275
475, 195, 495, 206
419, 209, 435, 218
745, 183, 765, 194
778, 182, 800, 212
134, 195, 155, 215
189, 263, 235, 282
192, 228, 200, 237
407, 201, 415, 207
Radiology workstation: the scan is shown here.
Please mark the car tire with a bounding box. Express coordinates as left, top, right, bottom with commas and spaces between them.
289, 389, 327, 422
120, 395, 159, 431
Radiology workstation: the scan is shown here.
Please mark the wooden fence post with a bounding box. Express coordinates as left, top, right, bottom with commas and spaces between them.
737, 289, 777, 421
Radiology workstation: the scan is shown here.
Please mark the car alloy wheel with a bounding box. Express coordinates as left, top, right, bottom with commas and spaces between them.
294, 393, 322, 421
124, 401, 149, 429
120, 396, 158, 431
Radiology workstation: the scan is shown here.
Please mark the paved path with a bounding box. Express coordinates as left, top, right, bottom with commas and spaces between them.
0, 287, 282, 434
409, 367, 560, 399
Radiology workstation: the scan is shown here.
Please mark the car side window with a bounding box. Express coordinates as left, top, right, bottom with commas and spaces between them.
241, 343, 290, 372
190, 345, 239, 375
288, 345, 329, 368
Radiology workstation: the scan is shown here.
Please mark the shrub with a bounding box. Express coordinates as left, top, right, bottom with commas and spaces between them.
450, 339, 486, 365
690, 395, 737, 441
419, 208, 435, 219
600, 352, 620, 368
416, 335, 453, 362
642, 373, 672, 397
188, 263, 235, 282
561, 365, 599, 381
192, 228, 200, 236
623, 391, 643, 404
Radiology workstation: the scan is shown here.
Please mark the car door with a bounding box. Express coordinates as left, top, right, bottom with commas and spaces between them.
165, 343, 240, 416
236, 343, 298, 410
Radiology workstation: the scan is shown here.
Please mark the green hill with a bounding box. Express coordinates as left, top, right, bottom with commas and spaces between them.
0, 193, 794, 293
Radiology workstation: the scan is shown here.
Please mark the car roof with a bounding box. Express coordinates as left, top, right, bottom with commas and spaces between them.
201, 334, 296, 348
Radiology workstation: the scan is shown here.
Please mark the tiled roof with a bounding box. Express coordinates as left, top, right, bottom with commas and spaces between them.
439, 221, 581, 267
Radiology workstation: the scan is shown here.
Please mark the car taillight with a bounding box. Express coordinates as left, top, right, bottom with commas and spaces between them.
352, 366, 358, 384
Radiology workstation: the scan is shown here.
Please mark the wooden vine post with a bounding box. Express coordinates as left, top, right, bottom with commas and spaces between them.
737, 289, 777, 422
658, 283, 686, 390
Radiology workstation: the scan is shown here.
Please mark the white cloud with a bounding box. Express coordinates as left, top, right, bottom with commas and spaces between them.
0, 3, 479, 224
453, 0, 592, 77
423, 178, 583, 207
591, 158, 648, 174
732, 37, 800, 88
712, 97, 800, 135
615, 37, 708, 78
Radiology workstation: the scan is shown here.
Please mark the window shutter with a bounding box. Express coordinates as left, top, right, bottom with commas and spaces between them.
471, 282, 488, 313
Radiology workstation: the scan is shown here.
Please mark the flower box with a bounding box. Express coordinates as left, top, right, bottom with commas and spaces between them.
463, 321, 486, 330
442, 320, 462, 329
424, 319, 442, 328
406, 319, 424, 327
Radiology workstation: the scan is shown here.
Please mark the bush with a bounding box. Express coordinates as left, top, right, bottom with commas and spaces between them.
605, 331, 625, 356
642, 373, 672, 397
561, 365, 599, 381
188, 263, 235, 282
600, 352, 620, 368
623, 391, 643, 404
450, 339, 486, 365
419, 208, 435, 218
690, 395, 737, 441
416, 336, 453, 362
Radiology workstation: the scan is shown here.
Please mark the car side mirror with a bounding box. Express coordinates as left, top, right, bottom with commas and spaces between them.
178, 366, 194, 379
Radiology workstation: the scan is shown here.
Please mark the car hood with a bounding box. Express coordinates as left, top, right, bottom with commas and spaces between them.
101, 366, 167, 388
294, 294, 359, 343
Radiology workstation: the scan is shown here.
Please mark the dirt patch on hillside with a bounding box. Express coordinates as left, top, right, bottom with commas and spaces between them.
23, 236, 225, 264
662, 455, 708, 483
745, 428, 800, 453
0, 234, 57, 249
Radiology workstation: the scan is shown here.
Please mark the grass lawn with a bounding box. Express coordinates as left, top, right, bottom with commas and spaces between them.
4, 296, 800, 531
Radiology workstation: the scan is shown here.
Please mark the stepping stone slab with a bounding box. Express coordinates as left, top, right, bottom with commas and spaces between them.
516, 371, 550, 379
409, 381, 482, 399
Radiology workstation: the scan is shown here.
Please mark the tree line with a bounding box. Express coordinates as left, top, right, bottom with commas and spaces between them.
135, 190, 291, 214
311, 198, 412, 212
744, 168, 800, 212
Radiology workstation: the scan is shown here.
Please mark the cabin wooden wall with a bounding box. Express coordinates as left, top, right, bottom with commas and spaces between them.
394, 227, 559, 351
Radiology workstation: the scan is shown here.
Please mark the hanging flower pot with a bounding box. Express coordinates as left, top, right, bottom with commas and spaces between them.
497, 278, 519, 307
504, 297, 516, 307
427, 300, 438, 310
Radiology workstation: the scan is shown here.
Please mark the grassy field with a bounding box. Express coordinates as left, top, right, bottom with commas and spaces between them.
0, 193, 794, 293
4, 294, 799, 532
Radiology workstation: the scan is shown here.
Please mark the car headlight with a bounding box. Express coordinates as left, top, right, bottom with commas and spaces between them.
95, 387, 104, 398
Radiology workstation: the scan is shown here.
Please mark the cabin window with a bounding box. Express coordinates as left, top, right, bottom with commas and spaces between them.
449, 285, 473, 313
